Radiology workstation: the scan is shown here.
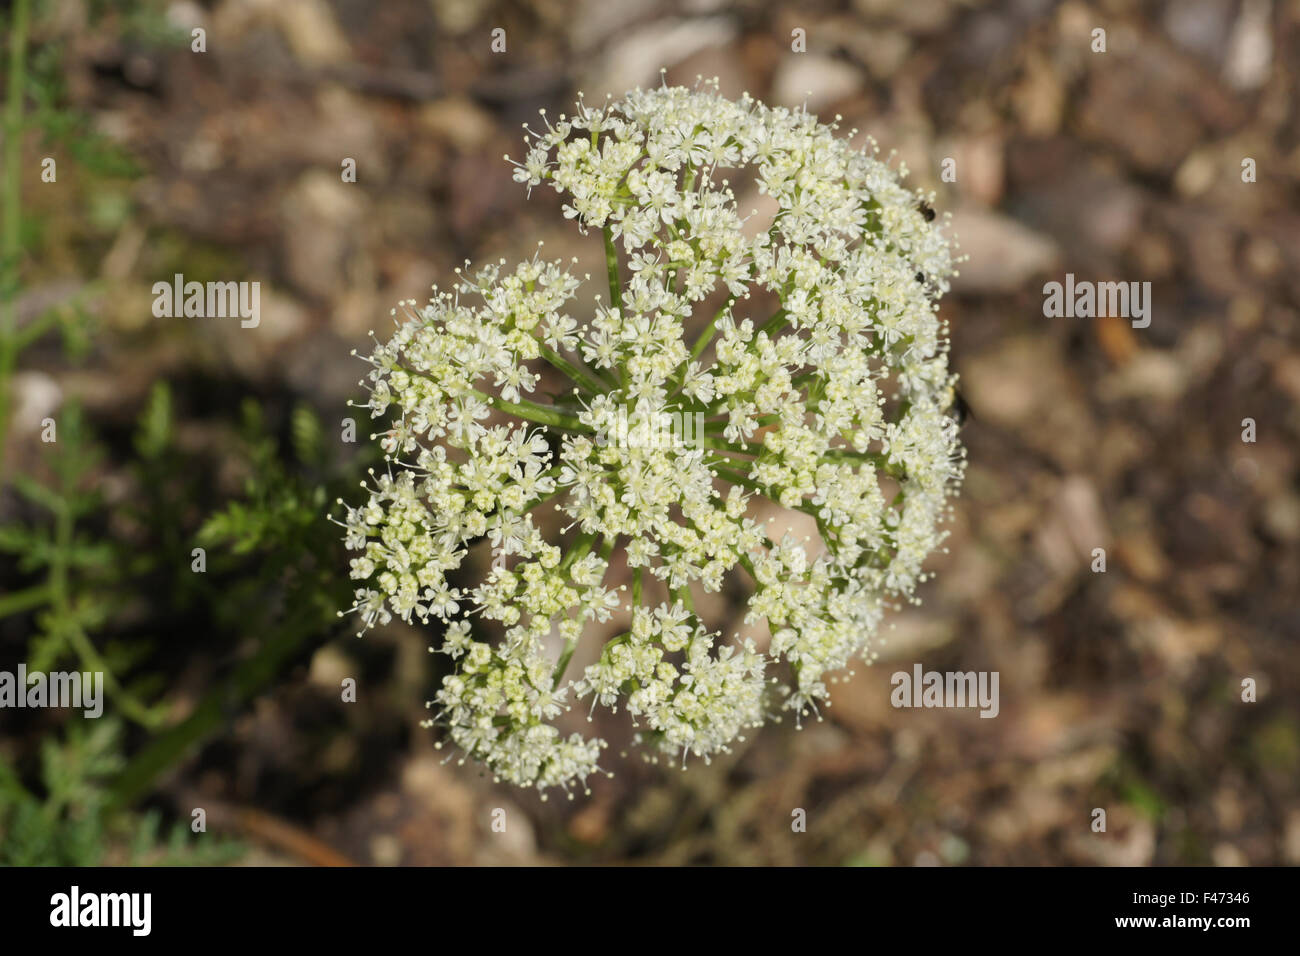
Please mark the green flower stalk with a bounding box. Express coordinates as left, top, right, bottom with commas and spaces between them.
338, 80, 964, 797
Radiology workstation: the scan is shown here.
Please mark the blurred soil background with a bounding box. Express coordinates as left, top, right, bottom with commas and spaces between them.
1, 0, 1298, 865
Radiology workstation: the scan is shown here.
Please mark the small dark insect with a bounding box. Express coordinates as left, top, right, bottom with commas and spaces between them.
949, 386, 973, 427
919, 202, 935, 222
915, 272, 926, 284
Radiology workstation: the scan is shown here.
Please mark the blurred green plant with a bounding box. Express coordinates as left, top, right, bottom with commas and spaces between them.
0, 718, 241, 865
0, 400, 168, 726
2, 380, 372, 859
1, 0, 370, 863
1, 0, 147, 481
0, 0, 33, 478
108, 396, 377, 808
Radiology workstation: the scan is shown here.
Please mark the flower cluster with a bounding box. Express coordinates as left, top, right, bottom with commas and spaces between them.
338, 80, 963, 797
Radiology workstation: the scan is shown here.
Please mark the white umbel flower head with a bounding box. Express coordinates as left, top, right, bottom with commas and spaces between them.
338, 79, 964, 797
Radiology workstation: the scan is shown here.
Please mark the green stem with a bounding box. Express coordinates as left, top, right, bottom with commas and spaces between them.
49, 501, 160, 728
0, 0, 31, 483
14, 307, 58, 350
821, 448, 888, 465
557, 529, 597, 574
688, 300, 731, 361
550, 531, 599, 688
469, 388, 592, 433
551, 643, 579, 691
391, 360, 596, 432
602, 226, 623, 314
696, 433, 757, 455
602, 226, 627, 390
0, 583, 48, 618
758, 308, 788, 338
822, 447, 904, 478
673, 583, 694, 615
537, 342, 615, 395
